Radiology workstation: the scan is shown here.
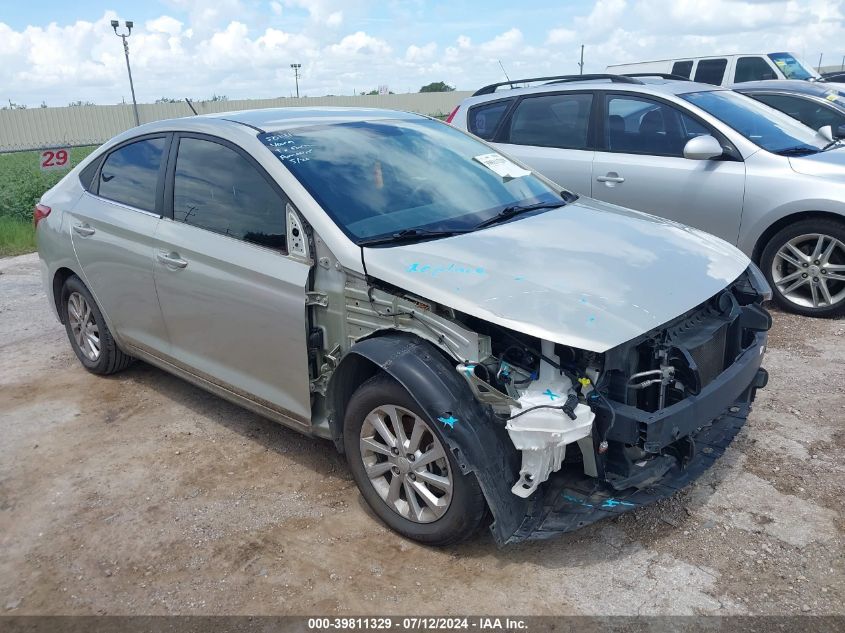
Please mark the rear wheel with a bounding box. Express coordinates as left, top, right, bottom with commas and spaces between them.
61, 275, 133, 374
344, 374, 487, 545
761, 218, 845, 317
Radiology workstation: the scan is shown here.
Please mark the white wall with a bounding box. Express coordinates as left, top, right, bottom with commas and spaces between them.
0, 92, 471, 153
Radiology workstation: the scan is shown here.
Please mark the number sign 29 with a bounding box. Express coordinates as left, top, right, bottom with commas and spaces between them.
40, 148, 70, 171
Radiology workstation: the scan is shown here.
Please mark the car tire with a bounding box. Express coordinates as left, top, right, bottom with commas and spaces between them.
760, 218, 845, 317
343, 373, 488, 545
61, 275, 134, 375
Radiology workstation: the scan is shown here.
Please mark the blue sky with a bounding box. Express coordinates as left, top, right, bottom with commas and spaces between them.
1, 0, 843, 106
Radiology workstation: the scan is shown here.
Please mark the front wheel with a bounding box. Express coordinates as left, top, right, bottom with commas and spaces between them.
343, 374, 488, 545
760, 218, 845, 317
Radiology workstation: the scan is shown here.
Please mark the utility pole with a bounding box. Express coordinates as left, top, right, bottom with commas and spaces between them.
818, 52, 823, 72
290, 64, 302, 98
841, 54, 844, 71
111, 20, 140, 126
578, 45, 585, 75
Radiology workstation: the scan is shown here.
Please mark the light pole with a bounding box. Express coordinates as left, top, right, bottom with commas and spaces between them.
112, 19, 140, 126
290, 63, 302, 98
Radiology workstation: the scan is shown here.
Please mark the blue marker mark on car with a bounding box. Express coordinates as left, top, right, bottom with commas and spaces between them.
563, 494, 594, 508
407, 263, 486, 278
544, 388, 559, 400
438, 415, 458, 428
602, 498, 636, 509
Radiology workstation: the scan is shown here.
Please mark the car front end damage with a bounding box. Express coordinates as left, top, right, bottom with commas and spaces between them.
331, 264, 770, 545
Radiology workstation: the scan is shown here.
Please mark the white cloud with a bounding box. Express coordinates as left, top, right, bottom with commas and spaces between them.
1, 1, 844, 107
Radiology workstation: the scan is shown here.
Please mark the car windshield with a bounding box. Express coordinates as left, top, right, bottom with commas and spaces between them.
767, 52, 819, 80
258, 118, 562, 243
681, 90, 825, 154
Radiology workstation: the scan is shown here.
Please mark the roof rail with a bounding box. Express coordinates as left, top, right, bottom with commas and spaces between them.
472, 73, 642, 96
622, 73, 692, 81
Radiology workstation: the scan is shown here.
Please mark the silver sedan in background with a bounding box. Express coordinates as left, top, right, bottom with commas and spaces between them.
450, 75, 845, 317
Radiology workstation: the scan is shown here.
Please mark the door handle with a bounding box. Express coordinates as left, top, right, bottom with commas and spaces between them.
157, 251, 188, 269
596, 174, 625, 184
72, 223, 95, 237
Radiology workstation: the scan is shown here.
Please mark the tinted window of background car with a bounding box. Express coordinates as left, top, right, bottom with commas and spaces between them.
468, 100, 512, 140
751, 94, 845, 132
605, 95, 707, 157
98, 138, 165, 212
173, 138, 286, 250
505, 93, 593, 149
734, 57, 777, 83
694, 59, 728, 85
671, 60, 694, 79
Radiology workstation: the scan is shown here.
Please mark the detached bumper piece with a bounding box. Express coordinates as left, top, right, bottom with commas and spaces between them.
506, 377, 762, 543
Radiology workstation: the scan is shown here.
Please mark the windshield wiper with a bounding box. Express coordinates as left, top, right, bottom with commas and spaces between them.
471, 201, 568, 230
357, 227, 470, 247
821, 138, 844, 151
774, 146, 820, 156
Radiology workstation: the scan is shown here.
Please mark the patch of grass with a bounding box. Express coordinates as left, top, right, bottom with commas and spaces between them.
0, 217, 36, 257
0, 146, 95, 256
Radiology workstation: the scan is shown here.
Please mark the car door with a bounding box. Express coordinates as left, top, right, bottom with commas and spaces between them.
153, 133, 313, 427
68, 134, 170, 353
490, 91, 596, 195
590, 92, 746, 244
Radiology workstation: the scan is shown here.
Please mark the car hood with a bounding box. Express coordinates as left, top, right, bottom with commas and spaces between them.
362, 198, 750, 353
788, 146, 845, 180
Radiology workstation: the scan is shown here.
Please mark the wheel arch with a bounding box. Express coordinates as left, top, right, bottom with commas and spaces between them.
326, 331, 534, 545
752, 210, 845, 263
52, 266, 78, 324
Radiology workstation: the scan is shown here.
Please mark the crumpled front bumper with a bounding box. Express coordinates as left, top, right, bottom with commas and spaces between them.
507, 401, 753, 542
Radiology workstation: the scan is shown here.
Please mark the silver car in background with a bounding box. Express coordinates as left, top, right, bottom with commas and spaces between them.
450, 74, 845, 317
36, 108, 770, 545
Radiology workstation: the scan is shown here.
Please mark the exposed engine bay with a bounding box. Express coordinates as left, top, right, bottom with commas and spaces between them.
312, 228, 771, 542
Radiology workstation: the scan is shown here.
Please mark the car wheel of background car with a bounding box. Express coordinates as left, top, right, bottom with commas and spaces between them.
343, 373, 488, 545
61, 275, 134, 374
761, 218, 845, 317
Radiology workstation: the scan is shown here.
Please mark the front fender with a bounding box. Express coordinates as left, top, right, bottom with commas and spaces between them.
328, 333, 536, 545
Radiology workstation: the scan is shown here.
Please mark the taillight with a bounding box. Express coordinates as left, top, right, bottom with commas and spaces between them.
34, 203, 51, 227
445, 105, 460, 124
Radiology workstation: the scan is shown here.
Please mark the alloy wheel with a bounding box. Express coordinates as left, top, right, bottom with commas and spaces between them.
67, 291, 101, 361
771, 233, 845, 309
359, 404, 453, 523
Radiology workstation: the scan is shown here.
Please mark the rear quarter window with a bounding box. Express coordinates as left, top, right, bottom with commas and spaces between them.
468, 99, 513, 140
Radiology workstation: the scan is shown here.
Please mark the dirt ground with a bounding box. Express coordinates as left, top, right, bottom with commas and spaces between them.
1, 251, 843, 616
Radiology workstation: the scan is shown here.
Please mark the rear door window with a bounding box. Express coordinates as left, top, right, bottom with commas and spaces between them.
734, 56, 777, 83
671, 60, 694, 79
467, 99, 513, 140
172, 137, 287, 250
504, 93, 593, 149
694, 59, 728, 85
98, 137, 166, 212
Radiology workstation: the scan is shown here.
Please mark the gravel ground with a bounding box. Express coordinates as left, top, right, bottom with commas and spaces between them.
1, 252, 843, 616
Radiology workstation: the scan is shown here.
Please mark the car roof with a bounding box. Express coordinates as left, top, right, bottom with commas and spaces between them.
129, 107, 425, 138
730, 80, 836, 96
205, 107, 422, 132
463, 78, 720, 106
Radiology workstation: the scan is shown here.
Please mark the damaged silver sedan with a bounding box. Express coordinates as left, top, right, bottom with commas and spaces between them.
36, 108, 771, 545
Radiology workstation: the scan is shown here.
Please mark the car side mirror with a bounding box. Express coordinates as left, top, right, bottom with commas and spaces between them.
683, 135, 724, 160
818, 125, 835, 143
